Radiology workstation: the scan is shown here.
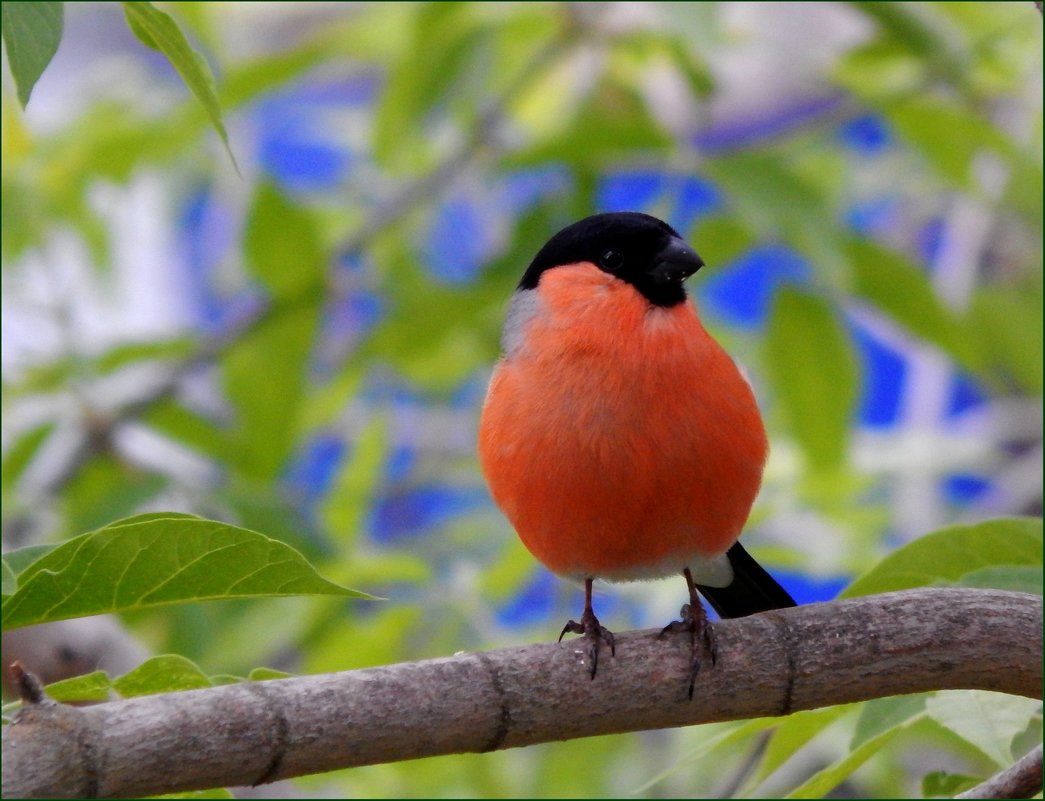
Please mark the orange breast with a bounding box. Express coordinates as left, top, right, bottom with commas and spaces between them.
478, 263, 768, 582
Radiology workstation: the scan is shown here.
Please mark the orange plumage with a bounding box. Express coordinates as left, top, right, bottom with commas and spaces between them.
479, 262, 767, 581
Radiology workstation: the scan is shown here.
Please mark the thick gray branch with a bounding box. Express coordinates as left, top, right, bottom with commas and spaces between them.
3, 588, 1042, 799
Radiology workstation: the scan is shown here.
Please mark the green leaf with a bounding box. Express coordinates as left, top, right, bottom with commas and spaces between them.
848, 1, 969, 91
142, 400, 227, 460
247, 666, 293, 681
62, 456, 168, 536
847, 238, 982, 374
507, 79, 673, 169
120, 1, 238, 171
704, 153, 847, 281
321, 416, 388, 546
951, 565, 1043, 596
371, 3, 485, 172
922, 770, 981, 798
0, 1, 63, 108
227, 190, 325, 478
968, 283, 1044, 394
742, 706, 852, 795
633, 718, 777, 793
1, 422, 55, 492
155, 789, 234, 799
105, 511, 205, 526
688, 215, 755, 268
887, 96, 1020, 189
358, 233, 504, 391
2, 543, 57, 593
113, 654, 213, 696
208, 674, 246, 686
42, 670, 113, 703
223, 305, 320, 481
834, 39, 926, 102
1, 559, 17, 596
244, 184, 326, 298
610, 31, 714, 99
11, 658, 293, 713
842, 517, 1043, 598
1, 516, 375, 630
764, 289, 859, 470
785, 725, 905, 798
851, 695, 928, 748
925, 691, 1043, 766
93, 338, 196, 375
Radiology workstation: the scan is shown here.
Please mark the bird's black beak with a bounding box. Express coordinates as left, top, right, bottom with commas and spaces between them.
650, 237, 704, 285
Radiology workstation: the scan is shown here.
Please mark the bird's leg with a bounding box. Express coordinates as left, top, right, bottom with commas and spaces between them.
659, 567, 717, 699
558, 577, 616, 679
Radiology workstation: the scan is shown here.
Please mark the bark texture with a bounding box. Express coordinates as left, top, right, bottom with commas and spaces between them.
3, 588, 1042, 799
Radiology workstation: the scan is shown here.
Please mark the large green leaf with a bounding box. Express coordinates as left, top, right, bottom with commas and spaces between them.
1, 542, 57, 595
1, 514, 374, 629
1, 1, 63, 108
121, 1, 238, 171
925, 691, 1043, 766
764, 288, 859, 470
842, 517, 1043, 598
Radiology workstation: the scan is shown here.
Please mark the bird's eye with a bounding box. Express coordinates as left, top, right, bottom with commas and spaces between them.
600, 250, 624, 271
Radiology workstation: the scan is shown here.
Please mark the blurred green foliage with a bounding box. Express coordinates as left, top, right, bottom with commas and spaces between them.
1, 2, 1042, 797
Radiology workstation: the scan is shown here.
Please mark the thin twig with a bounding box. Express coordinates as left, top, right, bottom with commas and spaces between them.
957, 744, 1044, 800
8, 662, 47, 706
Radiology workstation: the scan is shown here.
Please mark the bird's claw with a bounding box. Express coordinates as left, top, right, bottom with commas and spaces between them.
659, 602, 717, 699
559, 610, 616, 679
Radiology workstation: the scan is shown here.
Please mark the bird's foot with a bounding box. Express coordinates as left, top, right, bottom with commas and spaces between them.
559, 608, 616, 679
659, 602, 717, 699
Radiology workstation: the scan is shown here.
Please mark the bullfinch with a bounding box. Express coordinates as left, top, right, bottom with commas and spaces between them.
478, 212, 795, 696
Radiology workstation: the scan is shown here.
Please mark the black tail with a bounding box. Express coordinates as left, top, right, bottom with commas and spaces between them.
695, 542, 796, 619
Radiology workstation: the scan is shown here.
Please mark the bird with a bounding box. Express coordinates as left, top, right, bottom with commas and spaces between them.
478, 211, 796, 697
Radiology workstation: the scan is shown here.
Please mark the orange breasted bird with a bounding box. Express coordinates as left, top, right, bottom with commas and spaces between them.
478, 212, 795, 696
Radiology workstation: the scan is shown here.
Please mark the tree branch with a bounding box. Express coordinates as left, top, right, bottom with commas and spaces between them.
3, 588, 1041, 799
957, 745, 1044, 800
